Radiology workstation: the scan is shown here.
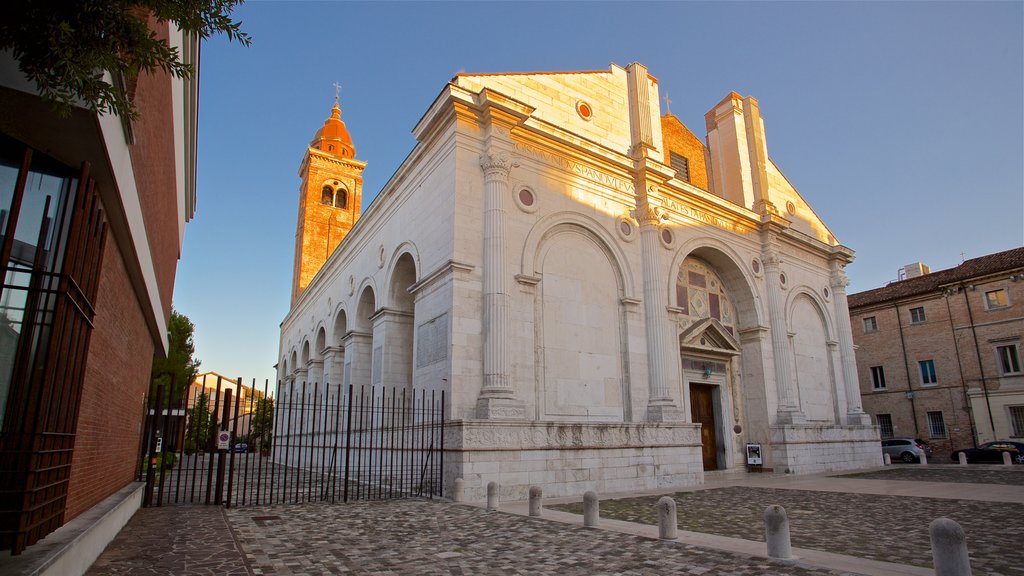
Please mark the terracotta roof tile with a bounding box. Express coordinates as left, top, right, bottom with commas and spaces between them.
848, 247, 1024, 309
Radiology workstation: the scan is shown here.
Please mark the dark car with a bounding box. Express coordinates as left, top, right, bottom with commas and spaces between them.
881, 438, 933, 463
950, 441, 1024, 464
232, 442, 249, 454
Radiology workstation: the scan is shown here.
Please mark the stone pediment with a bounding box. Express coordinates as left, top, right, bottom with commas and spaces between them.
679, 318, 741, 356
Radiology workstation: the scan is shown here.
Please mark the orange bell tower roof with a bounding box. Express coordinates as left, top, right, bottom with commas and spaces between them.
310, 100, 356, 159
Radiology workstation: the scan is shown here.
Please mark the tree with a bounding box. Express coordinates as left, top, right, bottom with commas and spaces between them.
249, 396, 274, 453
151, 308, 200, 407
183, 390, 212, 454
0, 0, 251, 119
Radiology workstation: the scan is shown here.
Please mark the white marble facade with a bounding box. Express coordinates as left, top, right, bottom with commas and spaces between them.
278, 62, 880, 501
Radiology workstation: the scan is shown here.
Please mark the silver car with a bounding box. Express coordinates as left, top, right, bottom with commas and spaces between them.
881, 438, 933, 463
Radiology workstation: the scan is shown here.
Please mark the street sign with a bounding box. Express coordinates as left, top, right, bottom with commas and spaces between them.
217, 430, 230, 450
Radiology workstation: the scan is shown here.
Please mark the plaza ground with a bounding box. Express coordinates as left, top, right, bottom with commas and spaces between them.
84, 465, 1023, 575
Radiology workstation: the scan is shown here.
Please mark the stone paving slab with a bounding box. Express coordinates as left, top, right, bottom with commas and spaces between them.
834, 465, 1024, 485
86, 506, 250, 575
226, 499, 844, 576
550, 486, 1024, 575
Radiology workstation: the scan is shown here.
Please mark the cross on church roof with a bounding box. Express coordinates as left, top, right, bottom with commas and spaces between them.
663, 91, 672, 114
333, 81, 342, 102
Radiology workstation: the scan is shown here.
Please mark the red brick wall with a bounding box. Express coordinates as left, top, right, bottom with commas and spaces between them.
64, 229, 155, 520
661, 115, 709, 191
129, 16, 179, 321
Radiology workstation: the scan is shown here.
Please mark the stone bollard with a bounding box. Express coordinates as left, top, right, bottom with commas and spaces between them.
883, 453, 891, 465
1003, 451, 1013, 466
958, 452, 967, 466
583, 491, 599, 527
528, 486, 543, 517
930, 517, 971, 576
920, 452, 928, 465
764, 504, 792, 559
486, 481, 498, 511
452, 478, 465, 503
656, 496, 678, 540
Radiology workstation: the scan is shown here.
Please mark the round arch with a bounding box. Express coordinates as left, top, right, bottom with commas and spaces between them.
670, 238, 764, 329
520, 211, 636, 297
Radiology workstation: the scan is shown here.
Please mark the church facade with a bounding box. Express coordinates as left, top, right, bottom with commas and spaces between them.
278, 63, 880, 501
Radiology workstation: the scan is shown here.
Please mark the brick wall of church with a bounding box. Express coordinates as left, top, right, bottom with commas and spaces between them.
661, 114, 709, 191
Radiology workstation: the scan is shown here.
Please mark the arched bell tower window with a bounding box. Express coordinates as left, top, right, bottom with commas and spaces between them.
335, 186, 348, 209
321, 185, 334, 206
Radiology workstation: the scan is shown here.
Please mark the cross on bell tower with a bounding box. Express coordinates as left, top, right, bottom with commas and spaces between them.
290, 89, 367, 305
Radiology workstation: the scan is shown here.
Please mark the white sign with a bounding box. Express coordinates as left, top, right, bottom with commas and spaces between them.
217, 431, 230, 450
746, 443, 763, 466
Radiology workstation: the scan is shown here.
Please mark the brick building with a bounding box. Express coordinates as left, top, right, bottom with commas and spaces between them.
848, 248, 1024, 459
0, 13, 198, 563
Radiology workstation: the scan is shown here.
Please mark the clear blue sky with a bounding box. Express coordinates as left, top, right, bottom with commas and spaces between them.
174, 1, 1024, 388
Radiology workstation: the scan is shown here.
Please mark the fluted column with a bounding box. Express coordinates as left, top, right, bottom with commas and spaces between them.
761, 244, 803, 424
635, 202, 682, 422
476, 151, 524, 419
830, 264, 871, 425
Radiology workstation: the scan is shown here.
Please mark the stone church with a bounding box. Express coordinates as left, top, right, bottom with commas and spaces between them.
277, 62, 880, 500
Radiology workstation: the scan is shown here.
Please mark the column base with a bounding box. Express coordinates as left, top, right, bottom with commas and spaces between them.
846, 411, 872, 426
646, 402, 685, 423
775, 408, 806, 425
475, 396, 527, 420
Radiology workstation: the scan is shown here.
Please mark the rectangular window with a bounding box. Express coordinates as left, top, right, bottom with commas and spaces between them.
870, 366, 886, 390
919, 359, 937, 384
876, 414, 894, 439
927, 411, 947, 438
997, 344, 1022, 375
985, 289, 1009, 310
863, 316, 878, 333
910, 306, 926, 324
669, 152, 690, 182
1010, 406, 1024, 437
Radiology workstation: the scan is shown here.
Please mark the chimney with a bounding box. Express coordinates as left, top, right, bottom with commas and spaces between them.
903, 262, 931, 279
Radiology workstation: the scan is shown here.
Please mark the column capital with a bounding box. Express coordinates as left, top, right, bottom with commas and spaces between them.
479, 152, 519, 179
829, 269, 850, 290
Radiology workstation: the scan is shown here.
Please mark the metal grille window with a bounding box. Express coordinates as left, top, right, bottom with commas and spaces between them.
927, 411, 947, 438
1010, 406, 1024, 437
669, 152, 690, 182
984, 289, 1008, 310
997, 344, 1021, 375
863, 316, 878, 332
876, 414, 894, 439
870, 366, 886, 390
919, 359, 937, 384
910, 306, 926, 323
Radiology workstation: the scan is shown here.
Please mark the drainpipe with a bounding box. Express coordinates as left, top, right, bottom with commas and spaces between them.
962, 285, 996, 436
894, 303, 920, 435
943, 291, 977, 447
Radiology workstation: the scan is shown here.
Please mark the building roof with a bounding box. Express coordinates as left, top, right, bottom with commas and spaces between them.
848, 247, 1024, 309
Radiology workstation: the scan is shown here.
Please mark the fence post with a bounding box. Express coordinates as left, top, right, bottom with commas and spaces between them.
764, 504, 792, 559
656, 496, 677, 540
528, 486, 542, 517
930, 517, 971, 576
143, 384, 164, 507
486, 481, 498, 511
214, 389, 232, 505
583, 491, 599, 527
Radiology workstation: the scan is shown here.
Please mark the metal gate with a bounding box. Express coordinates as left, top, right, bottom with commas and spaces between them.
138, 377, 444, 508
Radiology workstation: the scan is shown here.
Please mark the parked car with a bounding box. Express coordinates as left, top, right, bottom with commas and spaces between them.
950, 441, 1024, 464
881, 438, 933, 463
232, 442, 249, 454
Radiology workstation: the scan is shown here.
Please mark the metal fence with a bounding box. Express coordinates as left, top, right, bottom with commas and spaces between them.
138, 378, 444, 508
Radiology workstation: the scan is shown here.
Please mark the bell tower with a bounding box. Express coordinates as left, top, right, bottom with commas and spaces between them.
291, 92, 366, 305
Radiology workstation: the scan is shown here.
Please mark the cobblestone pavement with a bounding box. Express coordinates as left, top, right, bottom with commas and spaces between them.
550, 486, 1024, 575
224, 499, 843, 576
86, 506, 250, 575
835, 465, 1024, 485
